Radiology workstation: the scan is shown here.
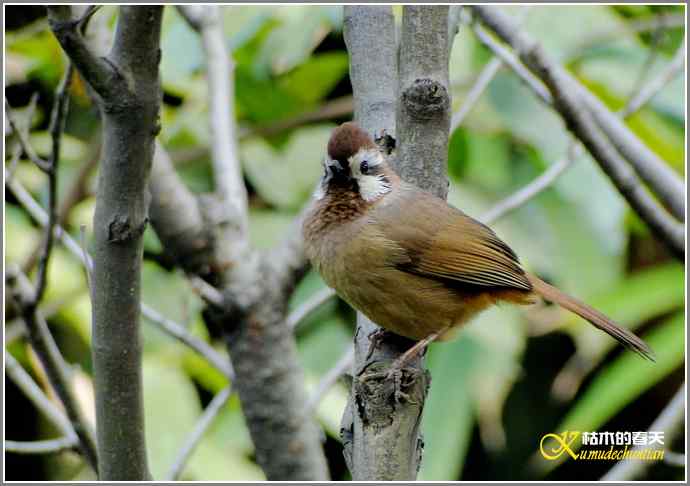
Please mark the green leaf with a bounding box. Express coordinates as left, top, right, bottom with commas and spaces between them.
279, 52, 349, 105
241, 124, 331, 210
536, 312, 685, 475
143, 358, 203, 479
160, 8, 204, 96
253, 7, 333, 77
419, 335, 478, 480
248, 208, 296, 249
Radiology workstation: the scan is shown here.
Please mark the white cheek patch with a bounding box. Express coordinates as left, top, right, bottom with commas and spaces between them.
358, 174, 391, 202
348, 149, 391, 202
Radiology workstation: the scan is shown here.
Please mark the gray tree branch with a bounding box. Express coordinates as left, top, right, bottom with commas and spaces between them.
146, 5, 329, 478
471, 5, 684, 258
342, 5, 451, 481
5, 437, 78, 455
48, 5, 164, 480
6, 268, 99, 471
602, 383, 685, 480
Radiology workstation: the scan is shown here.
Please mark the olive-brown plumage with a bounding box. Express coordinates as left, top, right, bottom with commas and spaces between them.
303, 122, 654, 360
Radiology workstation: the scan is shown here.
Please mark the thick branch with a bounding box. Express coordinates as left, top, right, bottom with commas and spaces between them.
47, 6, 122, 102
49, 6, 165, 479
396, 6, 451, 198
146, 6, 329, 478
343, 6, 398, 137
472, 6, 684, 258
342, 5, 452, 481
178, 6, 249, 234
149, 144, 214, 275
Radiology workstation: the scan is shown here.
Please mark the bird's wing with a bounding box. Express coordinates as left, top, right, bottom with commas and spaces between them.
375, 187, 532, 291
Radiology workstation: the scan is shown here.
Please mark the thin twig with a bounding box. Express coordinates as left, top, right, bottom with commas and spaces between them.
5, 352, 76, 439
305, 348, 354, 415
189, 276, 225, 308
4, 95, 50, 172
451, 7, 532, 131
5, 437, 78, 455
6, 176, 233, 380
472, 6, 684, 257
566, 13, 685, 60
602, 383, 686, 480
480, 141, 578, 225
663, 451, 685, 467
6, 268, 99, 471
286, 287, 336, 331
33, 63, 74, 305
472, 23, 552, 105
165, 385, 234, 480
79, 225, 93, 294
478, 28, 684, 227
140, 304, 234, 379
621, 36, 686, 118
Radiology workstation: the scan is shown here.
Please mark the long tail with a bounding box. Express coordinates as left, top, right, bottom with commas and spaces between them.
526, 273, 655, 361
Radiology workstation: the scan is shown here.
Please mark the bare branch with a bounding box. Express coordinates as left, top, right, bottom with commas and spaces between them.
5, 352, 76, 439
396, 6, 451, 198
664, 451, 685, 467
481, 141, 578, 225
6, 437, 78, 455
147, 6, 329, 479
46, 6, 121, 101
472, 6, 684, 258
478, 28, 684, 227
305, 348, 354, 415
344, 6, 398, 137
165, 385, 234, 480
287, 287, 336, 331
602, 383, 685, 480
6, 174, 234, 384
140, 304, 233, 379
5, 95, 50, 172
178, 5, 249, 236
621, 35, 685, 118
343, 5, 452, 481
6, 268, 99, 471
49, 6, 165, 479
472, 23, 552, 105
149, 144, 214, 276
451, 8, 532, 131
33, 63, 74, 305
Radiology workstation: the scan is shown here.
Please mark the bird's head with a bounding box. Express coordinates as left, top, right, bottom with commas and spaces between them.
317, 122, 394, 202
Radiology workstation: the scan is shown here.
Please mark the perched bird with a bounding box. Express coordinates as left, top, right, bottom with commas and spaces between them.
302, 122, 654, 365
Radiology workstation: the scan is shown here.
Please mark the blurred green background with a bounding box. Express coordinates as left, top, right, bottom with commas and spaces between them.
4, 4, 685, 481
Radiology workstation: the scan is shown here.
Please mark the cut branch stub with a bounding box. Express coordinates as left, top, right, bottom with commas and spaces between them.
400, 78, 450, 121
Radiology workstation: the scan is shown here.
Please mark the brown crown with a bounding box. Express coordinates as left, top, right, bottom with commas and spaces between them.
327, 122, 376, 163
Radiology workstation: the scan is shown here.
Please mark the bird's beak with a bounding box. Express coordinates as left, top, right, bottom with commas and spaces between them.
326, 158, 347, 178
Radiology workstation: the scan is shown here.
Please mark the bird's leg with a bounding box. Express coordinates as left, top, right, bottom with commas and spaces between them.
386, 328, 447, 381
366, 328, 389, 361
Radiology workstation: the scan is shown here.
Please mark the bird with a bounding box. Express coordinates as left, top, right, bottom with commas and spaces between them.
302, 121, 654, 367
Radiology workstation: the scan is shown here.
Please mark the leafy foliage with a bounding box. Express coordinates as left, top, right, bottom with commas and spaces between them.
4, 4, 685, 481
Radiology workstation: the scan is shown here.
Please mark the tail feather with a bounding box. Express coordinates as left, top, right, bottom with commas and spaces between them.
527, 274, 655, 361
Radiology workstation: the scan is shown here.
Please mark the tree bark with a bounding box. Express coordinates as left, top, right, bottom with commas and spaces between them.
49, 5, 164, 480
341, 5, 451, 480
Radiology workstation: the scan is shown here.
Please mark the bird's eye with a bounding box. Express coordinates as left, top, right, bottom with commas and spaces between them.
360, 160, 369, 174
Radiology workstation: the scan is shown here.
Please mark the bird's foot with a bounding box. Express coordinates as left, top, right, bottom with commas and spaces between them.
365, 328, 389, 361
386, 365, 421, 405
